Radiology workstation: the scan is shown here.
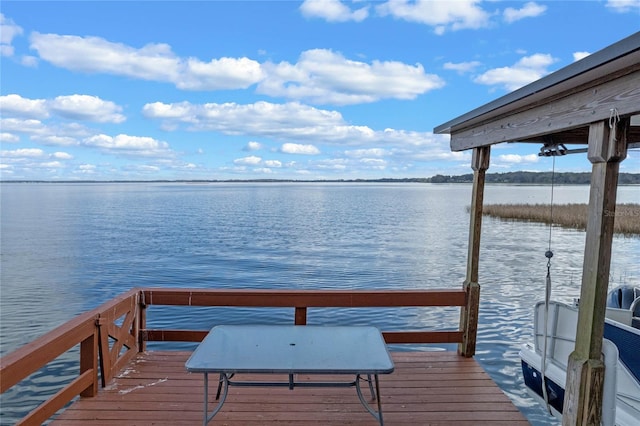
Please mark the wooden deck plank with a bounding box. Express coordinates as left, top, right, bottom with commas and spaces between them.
51, 351, 528, 425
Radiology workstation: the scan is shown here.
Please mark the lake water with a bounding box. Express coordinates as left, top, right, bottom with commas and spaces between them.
1, 182, 639, 425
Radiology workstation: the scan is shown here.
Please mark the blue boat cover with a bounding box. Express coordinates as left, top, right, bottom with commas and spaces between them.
604, 322, 640, 385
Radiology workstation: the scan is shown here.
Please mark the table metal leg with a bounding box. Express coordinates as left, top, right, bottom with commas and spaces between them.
203, 373, 208, 426
203, 372, 229, 425
374, 374, 383, 425
367, 374, 375, 400
355, 374, 384, 425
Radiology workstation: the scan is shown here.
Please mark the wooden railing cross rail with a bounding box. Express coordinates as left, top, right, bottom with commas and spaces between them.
96, 292, 140, 386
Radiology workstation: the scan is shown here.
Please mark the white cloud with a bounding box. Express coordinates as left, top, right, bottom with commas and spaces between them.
359, 158, 387, 169
3, 119, 92, 146
443, 61, 482, 74
178, 57, 265, 90
573, 51, 591, 62
0, 94, 49, 118
497, 154, 539, 164
143, 100, 449, 150
259, 48, 444, 105
39, 161, 64, 168
30, 33, 264, 91
300, 0, 369, 22
314, 158, 348, 171
344, 148, 387, 157
503, 2, 546, 23
253, 167, 275, 174
281, 143, 320, 155
34, 135, 80, 147
0, 45, 14, 56
1, 148, 45, 158
84, 134, 174, 158
264, 159, 282, 168
143, 100, 345, 137
0, 132, 20, 143
0, 118, 48, 135
123, 164, 161, 173
0, 14, 23, 57
21, 55, 38, 67
30, 33, 178, 81
78, 164, 97, 173
474, 53, 556, 91
376, 0, 491, 34
49, 95, 126, 123
606, 0, 640, 12
234, 155, 262, 165
139, 98, 467, 177
0, 94, 125, 123
29, 32, 442, 105
244, 141, 263, 151
0, 148, 73, 175
51, 152, 73, 160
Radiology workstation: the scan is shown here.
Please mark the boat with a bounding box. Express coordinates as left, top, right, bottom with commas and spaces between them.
520, 285, 640, 425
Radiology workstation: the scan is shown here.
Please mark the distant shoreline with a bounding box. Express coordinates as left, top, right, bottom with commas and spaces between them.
2, 172, 640, 185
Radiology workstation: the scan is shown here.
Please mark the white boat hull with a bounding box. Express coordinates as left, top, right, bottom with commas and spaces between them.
520, 296, 640, 426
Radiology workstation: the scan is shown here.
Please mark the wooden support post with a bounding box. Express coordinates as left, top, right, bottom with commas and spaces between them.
79, 323, 99, 397
563, 118, 628, 425
459, 146, 490, 357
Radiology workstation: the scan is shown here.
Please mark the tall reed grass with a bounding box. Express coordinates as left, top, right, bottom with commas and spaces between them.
480, 203, 640, 237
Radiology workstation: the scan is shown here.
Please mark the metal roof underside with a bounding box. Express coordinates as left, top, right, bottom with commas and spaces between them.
435, 31, 640, 152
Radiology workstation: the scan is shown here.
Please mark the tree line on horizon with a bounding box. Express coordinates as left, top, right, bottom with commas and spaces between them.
427, 171, 640, 185
4, 171, 640, 184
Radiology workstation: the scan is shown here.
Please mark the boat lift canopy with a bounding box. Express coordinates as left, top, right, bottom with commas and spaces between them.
434, 31, 640, 426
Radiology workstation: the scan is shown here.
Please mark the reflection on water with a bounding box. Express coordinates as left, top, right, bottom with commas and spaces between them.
1, 182, 638, 425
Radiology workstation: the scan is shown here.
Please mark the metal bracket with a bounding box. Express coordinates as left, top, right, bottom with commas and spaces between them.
539, 143, 588, 157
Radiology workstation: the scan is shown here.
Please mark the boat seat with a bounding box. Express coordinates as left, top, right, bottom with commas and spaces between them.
606, 286, 640, 329
607, 286, 640, 314
607, 285, 632, 309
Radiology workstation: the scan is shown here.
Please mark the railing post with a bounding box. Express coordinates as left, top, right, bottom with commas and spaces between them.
295, 307, 307, 325
563, 118, 628, 426
459, 146, 490, 357
80, 317, 99, 397
138, 290, 147, 352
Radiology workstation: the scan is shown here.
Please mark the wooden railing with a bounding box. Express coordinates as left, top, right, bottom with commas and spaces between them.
0, 289, 140, 426
0, 287, 467, 425
140, 288, 467, 346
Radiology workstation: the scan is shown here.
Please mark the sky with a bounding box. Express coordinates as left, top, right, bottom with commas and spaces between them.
1, 1, 639, 181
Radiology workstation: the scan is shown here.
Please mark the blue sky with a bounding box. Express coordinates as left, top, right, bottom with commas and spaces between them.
1, 1, 639, 181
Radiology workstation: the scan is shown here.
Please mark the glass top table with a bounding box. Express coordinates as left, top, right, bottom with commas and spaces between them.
186, 325, 394, 425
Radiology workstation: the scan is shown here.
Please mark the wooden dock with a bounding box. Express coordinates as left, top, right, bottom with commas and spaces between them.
2, 289, 531, 424
51, 350, 528, 425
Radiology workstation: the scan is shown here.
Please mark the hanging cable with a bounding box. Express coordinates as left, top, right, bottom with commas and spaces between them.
540, 154, 556, 415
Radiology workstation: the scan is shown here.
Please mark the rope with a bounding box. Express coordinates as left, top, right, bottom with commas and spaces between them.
541, 154, 555, 415
609, 108, 620, 142
547, 155, 555, 256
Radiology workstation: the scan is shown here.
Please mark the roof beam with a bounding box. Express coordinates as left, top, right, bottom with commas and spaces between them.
449, 68, 640, 151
